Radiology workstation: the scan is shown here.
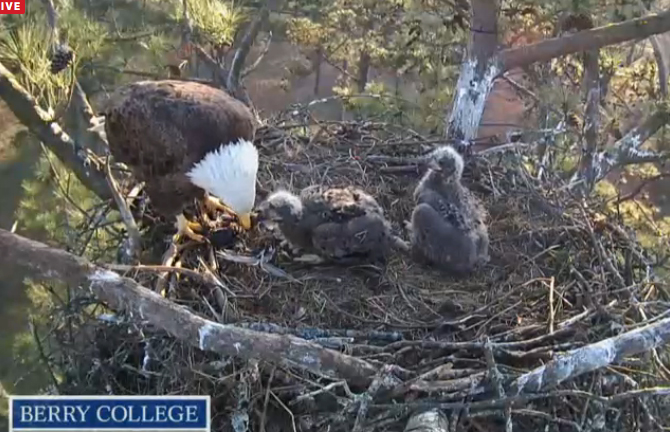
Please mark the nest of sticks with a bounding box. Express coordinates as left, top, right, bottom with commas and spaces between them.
46, 120, 670, 432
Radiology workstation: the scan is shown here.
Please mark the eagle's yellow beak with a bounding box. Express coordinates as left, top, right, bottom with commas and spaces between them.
238, 212, 252, 230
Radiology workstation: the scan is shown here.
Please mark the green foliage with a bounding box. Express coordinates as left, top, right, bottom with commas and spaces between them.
17, 150, 122, 263
165, 0, 246, 47
0, 0, 108, 108
286, 17, 326, 47
137, 33, 175, 74
285, 0, 465, 131
0, 143, 121, 400
595, 175, 670, 255
0, 19, 73, 111
0, 0, 246, 105
334, 82, 406, 122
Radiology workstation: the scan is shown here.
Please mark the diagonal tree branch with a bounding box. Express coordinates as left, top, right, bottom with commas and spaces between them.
509, 316, 670, 394
0, 62, 112, 201
592, 105, 670, 183
65, 81, 110, 156
0, 229, 379, 388
41, 0, 140, 252
41, 0, 109, 157
241, 31, 272, 79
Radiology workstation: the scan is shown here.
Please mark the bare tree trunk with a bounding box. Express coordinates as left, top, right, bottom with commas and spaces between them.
650, 35, 668, 97
0, 228, 379, 388
577, 48, 601, 191
357, 50, 371, 93
356, 19, 373, 93
313, 45, 322, 96
445, 0, 500, 147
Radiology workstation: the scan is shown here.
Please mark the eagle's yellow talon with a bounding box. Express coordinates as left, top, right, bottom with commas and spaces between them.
175, 214, 206, 243
186, 219, 203, 231
204, 194, 235, 215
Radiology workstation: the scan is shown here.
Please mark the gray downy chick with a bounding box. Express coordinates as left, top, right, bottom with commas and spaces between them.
408, 145, 490, 275
257, 185, 409, 264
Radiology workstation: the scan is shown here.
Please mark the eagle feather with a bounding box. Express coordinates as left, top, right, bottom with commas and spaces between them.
102, 80, 258, 221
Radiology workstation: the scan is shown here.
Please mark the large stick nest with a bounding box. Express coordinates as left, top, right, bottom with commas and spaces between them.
47, 119, 670, 432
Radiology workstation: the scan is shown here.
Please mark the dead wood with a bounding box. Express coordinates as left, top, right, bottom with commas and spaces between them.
404, 410, 448, 432
0, 228, 379, 387
509, 317, 670, 394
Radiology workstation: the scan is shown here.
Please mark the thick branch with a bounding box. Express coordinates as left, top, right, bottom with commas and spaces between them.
509, 317, 670, 394
193, 45, 230, 87
577, 39, 601, 191
594, 106, 670, 182
649, 35, 668, 97
0, 229, 378, 387
0, 62, 112, 201
242, 31, 272, 78
582, 58, 600, 155
636, 0, 669, 97
65, 82, 110, 156
404, 410, 448, 432
181, 0, 193, 46
500, 10, 670, 72
227, 7, 270, 94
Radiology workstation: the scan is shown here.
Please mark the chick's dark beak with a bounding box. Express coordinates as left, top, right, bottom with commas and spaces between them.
253, 209, 267, 223
428, 159, 442, 171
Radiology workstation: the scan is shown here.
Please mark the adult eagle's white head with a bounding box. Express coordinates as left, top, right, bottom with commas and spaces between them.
186, 138, 259, 229
103, 80, 259, 241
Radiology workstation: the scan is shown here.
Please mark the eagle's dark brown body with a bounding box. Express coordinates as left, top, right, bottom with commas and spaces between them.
103, 80, 256, 218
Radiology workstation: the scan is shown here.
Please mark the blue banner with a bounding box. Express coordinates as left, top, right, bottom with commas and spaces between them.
10, 396, 210, 431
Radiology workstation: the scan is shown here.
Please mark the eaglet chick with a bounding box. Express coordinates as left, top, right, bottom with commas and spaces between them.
257, 185, 409, 264
408, 145, 489, 275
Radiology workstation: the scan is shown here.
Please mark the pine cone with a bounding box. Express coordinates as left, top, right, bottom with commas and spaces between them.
50, 44, 74, 74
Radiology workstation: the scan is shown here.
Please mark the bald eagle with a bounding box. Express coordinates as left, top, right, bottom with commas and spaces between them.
257, 185, 409, 264
102, 80, 259, 242
408, 145, 489, 275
